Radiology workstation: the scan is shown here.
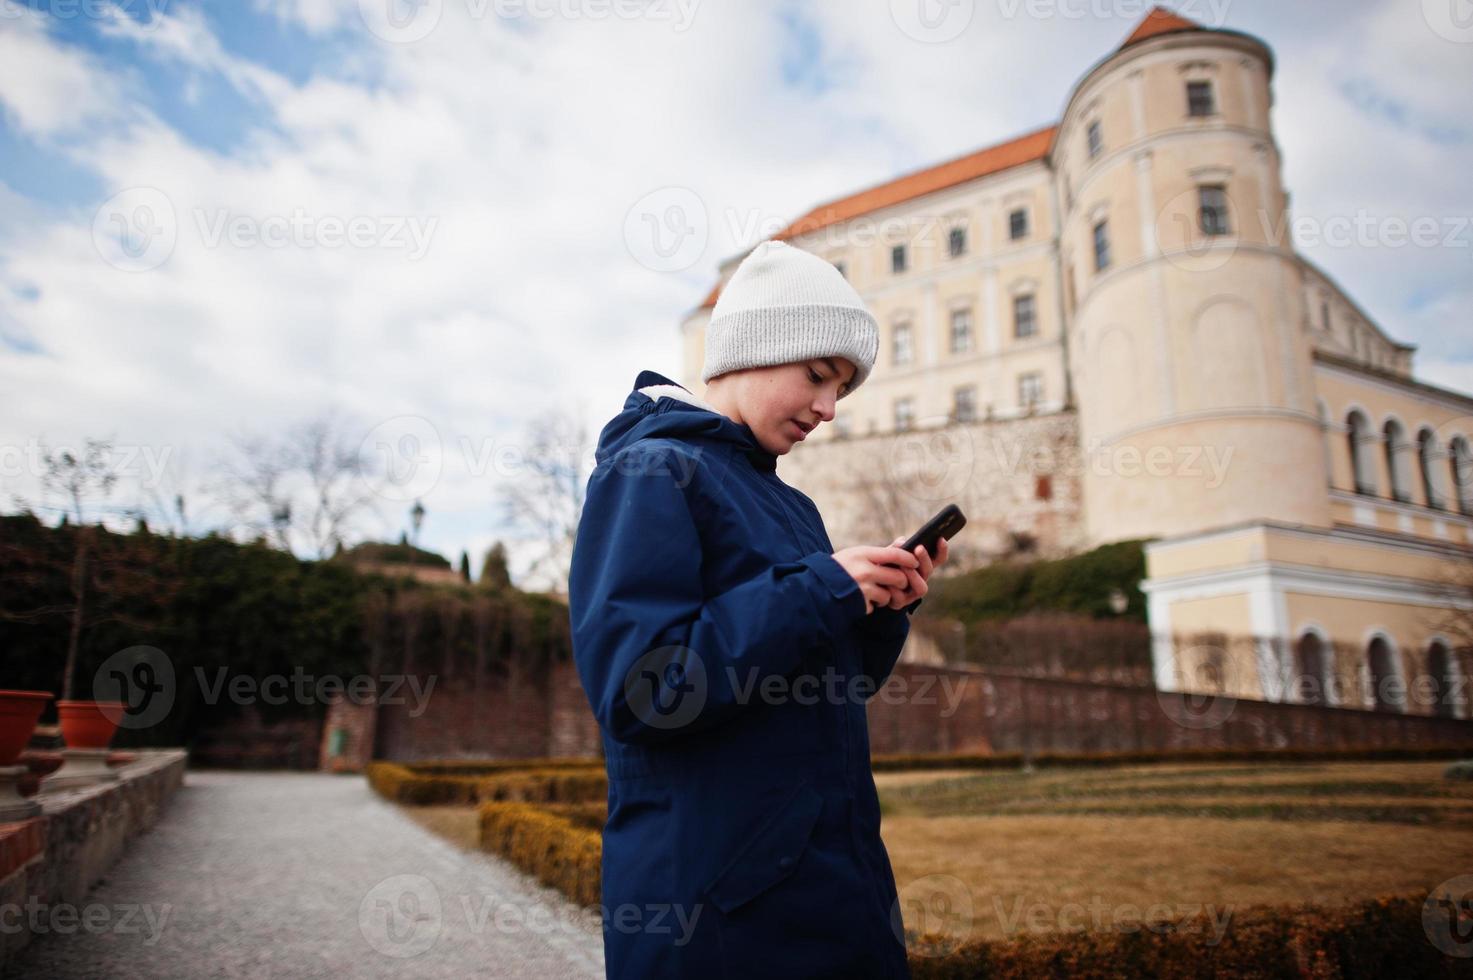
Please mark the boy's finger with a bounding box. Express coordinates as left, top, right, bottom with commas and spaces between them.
867, 546, 918, 567
879, 565, 910, 590
913, 545, 933, 578
885, 546, 919, 566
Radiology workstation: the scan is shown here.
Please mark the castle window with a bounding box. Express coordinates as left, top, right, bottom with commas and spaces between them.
1086, 120, 1103, 159
948, 226, 967, 257
1198, 184, 1231, 235
1418, 429, 1442, 510
949, 308, 973, 353
891, 244, 907, 274
1366, 636, 1402, 712
1346, 410, 1376, 496
1009, 208, 1029, 240
1187, 80, 1216, 117
1384, 419, 1411, 503
1014, 294, 1037, 339
1092, 219, 1111, 271
1428, 641, 1462, 718
1321, 299, 1331, 332
953, 386, 976, 423
1018, 372, 1043, 411
1451, 437, 1473, 516
1293, 632, 1327, 705
894, 398, 914, 432
892, 322, 913, 366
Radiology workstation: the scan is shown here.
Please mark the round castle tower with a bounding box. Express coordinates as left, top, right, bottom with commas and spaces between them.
1056, 17, 1331, 546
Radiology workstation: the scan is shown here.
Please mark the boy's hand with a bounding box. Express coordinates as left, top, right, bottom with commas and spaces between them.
879, 535, 948, 610
831, 546, 919, 614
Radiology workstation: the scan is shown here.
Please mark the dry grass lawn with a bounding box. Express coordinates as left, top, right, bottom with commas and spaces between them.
877, 759, 1473, 943
393, 759, 1473, 945
400, 803, 481, 851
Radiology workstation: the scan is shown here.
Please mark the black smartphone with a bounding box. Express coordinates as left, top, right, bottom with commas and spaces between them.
897, 504, 966, 560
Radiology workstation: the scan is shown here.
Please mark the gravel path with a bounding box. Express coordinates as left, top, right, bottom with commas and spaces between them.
11, 771, 605, 979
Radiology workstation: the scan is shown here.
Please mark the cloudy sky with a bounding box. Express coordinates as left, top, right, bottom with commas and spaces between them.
1, 0, 1469, 587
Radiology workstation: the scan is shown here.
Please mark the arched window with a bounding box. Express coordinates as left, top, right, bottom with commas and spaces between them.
1383, 419, 1410, 503
1427, 641, 1460, 719
1366, 636, 1402, 712
1347, 411, 1376, 495
1452, 437, 1473, 517
1293, 632, 1327, 705
1418, 429, 1443, 510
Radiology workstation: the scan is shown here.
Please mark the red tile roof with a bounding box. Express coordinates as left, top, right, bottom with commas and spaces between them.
1119, 6, 1203, 49
698, 125, 1056, 310
694, 7, 1207, 313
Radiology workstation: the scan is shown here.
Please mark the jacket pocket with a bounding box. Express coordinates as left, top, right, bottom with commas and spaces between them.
702, 782, 824, 915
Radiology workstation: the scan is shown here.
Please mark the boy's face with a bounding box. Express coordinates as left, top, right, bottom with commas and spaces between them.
709, 356, 857, 455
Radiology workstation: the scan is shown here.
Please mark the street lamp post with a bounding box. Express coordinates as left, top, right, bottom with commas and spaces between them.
410, 500, 425, 569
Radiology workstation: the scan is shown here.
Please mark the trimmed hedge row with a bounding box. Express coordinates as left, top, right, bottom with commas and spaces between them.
907, 893, 1472, 979
365, 761, 607, 806
871, 745, 1473, 773
541, 801, 609, 833
407, 757, 602, 776
479, 801, 602, 907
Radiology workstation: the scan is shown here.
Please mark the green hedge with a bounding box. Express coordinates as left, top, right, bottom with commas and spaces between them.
925, 539, 1151, 623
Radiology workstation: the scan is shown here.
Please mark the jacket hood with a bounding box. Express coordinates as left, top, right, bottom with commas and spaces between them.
594, 369, 778, 471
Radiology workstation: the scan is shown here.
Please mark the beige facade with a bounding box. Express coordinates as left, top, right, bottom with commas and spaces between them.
676, 11, 1473, 717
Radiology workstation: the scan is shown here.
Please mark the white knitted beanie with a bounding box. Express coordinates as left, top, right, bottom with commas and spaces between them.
702, 240, 879, 398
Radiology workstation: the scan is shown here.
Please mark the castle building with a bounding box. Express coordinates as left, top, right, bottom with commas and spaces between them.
677, 8, 1473, 717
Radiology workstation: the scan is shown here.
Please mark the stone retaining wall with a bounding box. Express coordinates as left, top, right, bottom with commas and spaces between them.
0, 749, 187, 970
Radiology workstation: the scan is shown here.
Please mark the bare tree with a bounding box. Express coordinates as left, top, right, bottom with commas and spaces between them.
1, 438, 172, 700
1426, 548, 1473, 665
846, 439, 933, 547
496, 409, 591, 595
129, 445, 198, 539
208, 431, 295, 549
45, 439, 117, 701
292, 413, 380, 558
208, 411, 379, 559
838, 436, 995, 569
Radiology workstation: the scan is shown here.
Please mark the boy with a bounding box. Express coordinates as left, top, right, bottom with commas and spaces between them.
569, 239, 947, 979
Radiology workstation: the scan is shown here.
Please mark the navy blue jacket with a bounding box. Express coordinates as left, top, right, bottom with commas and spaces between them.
568, 370, 918, 979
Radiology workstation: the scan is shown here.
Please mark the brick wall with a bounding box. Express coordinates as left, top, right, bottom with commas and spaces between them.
190, 705, 322, 769
371, 657, 602, 763
333, 649, 1473, 768
865, 663, 1473, 755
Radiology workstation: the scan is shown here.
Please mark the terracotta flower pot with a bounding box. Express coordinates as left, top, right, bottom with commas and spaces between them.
55, 701, 127, 751
0, 690, 53, 766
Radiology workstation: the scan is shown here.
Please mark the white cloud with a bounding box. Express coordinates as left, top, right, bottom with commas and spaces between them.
1, 0, 1469, 589
0, 8, 126, 137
